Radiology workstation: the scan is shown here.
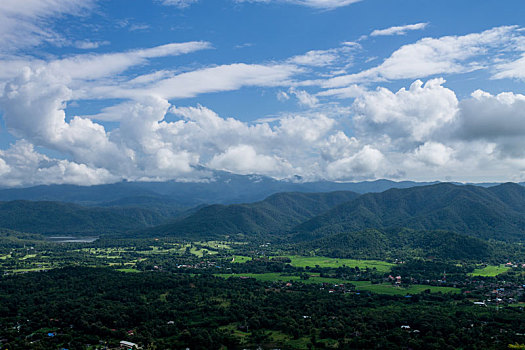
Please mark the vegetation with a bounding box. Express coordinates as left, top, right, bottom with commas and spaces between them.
293, 183, 525, 241
0, 266, 523, 350
469, 264, 511, 277
1, 182, 525, 348
143, 191, 359, 239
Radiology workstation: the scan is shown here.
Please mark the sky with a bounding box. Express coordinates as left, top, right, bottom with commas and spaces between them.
0, 0, 524, 187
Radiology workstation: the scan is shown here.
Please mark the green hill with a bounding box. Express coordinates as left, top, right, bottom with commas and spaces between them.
0, 200, 166, 235
142, 191, 360, 239
299, 228, 499, 261
293, 183, 525, 242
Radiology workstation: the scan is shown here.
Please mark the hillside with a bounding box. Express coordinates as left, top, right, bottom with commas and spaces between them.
298, 228, 501, 261
293, 183, 525, 242
0, 201, 166, 235
142, 191, 360, 239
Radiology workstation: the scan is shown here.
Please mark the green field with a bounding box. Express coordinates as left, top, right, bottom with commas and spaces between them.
351, 281, 460, 295
231, 255, 395, 272
217, 272, 345, 284
231, 255, 252, 263
468, 265, 510, 277
216, 273, 460, 295
286, 255, 394, 273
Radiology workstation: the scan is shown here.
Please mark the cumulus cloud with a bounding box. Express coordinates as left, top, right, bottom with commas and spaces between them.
3, 7, 525, 186
352, 78, 458, 145
325, 145, 384, 180
370, 23, 428, 37
413, 142, 454, 167
454, 90, 525, 157
0, 141, 118, 187
208, 145, 293, 177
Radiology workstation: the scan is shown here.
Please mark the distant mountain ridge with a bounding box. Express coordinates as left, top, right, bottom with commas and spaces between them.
0, 174, 443, 209
293, 183, 525, 242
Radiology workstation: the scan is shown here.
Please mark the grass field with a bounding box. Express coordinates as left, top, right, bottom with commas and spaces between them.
351, 281, 460, 295
231, 255, 252, 263
468, 265, 510, 277
286, 255, 394, 273
216, 273, 460, 295
231, 255, 395, 272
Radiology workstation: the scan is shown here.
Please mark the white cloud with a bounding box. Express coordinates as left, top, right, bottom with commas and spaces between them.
289, 49, 340, 67
288, 88, 319, 107
0, 141, 118, 187
52, 41, 212, 81
144, 63, 300, 100
413, 142, 454, 166
276, 90, 290, 101
324, 26, 520, 87
234, 0, 362, 9
317, 84, 366, 99
370, 23, 428, 37
352, 78, 458, 145
325, 145, 384, 180
208, 144, 292, 177
160, 0, 199, 8
492, 54, 525, 80
0, 0, 96, 52
73, 40, 110, 49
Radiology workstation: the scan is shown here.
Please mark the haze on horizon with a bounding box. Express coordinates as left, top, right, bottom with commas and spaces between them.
0, 0, 524, 187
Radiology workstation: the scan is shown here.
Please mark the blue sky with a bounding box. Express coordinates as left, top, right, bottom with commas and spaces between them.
0, 0, 524, 187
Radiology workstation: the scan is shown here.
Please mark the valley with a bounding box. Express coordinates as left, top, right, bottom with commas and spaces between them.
1, 181, 525, 349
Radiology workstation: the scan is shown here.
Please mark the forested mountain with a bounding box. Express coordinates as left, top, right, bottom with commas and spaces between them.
293, 183, 525, 241
0, 201, 165, 235
143, 191, 360, 239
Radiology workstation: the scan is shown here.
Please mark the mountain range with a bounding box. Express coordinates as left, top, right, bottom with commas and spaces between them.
1, 179, 525, 259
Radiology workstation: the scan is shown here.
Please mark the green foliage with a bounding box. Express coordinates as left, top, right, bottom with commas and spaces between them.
145, 191, 359, 239
468, 264, 510, 277
0, 200, 166, 235
294, 183, 525, 242
297, 228, 509, 261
